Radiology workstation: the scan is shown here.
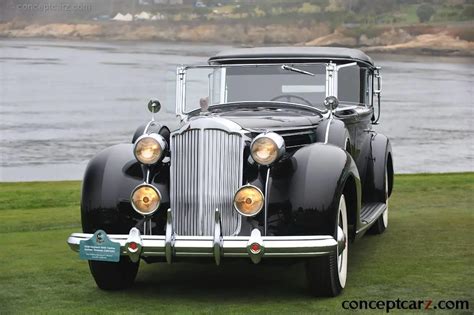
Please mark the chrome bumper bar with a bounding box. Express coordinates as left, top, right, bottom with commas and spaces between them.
67, 209, 338, 264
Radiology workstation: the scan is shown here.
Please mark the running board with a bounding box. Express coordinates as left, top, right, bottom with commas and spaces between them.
356, 202, 387, 235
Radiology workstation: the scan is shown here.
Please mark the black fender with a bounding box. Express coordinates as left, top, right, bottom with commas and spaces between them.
81, 144, 170, 234
267, 143, 361, 237
132, 121, 170, 143
369, 133, 394, 201
315, 118, 352, 152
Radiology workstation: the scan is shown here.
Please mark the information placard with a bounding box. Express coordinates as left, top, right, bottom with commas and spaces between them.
79, 230, 120, 262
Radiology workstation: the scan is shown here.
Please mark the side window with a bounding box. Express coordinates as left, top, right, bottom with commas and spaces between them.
337, 64, 362, 106
338, 65, 373, 107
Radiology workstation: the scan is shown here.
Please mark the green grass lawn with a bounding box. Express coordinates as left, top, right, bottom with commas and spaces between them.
0, 173, 472, 314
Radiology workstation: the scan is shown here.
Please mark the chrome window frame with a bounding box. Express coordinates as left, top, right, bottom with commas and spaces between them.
175, 62, 369, 120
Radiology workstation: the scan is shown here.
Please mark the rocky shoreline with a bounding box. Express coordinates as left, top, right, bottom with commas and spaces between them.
1, 21, 473, 57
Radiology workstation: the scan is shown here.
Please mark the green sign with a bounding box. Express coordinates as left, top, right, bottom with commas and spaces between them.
79, 230, 120, 262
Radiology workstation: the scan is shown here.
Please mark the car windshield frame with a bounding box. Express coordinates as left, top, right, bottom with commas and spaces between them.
175, 62, 368, 120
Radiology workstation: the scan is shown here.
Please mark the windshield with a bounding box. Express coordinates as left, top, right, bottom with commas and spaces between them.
183, 64, 327, 113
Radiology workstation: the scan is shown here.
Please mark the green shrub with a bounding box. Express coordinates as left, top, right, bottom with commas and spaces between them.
416, 3, 436, 22
461, 5, 474, 19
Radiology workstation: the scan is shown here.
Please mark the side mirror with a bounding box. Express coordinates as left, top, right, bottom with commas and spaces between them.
374, 67, 382, 94
324, 96, 339, 111
372, 67, 382, 124
147, 100, 161, 114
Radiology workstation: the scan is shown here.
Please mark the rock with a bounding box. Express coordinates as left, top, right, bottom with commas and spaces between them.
360, 28, 412, 46
377, 28, 412, 45
364, 32, 474, 56
74, 24, 102, 37
359, 34, 376, 46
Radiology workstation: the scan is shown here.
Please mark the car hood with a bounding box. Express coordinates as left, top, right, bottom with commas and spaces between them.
197, 107, 322, 132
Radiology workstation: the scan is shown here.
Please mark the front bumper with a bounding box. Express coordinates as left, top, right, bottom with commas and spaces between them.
67, 209, 339, 264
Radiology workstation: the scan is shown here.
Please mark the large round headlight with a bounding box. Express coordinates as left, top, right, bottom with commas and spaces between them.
131, 184, 161, 215
250, 132, 285, 166
233, 185, 264, 217
134, 133, 167, 165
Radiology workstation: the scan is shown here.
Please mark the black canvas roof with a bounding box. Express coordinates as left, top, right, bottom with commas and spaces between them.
208, 47, 374, 67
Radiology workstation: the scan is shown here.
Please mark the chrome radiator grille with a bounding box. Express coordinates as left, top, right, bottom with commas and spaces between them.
170, 129, 243, 236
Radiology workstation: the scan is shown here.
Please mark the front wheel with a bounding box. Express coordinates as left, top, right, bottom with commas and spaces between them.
88, 257, 139, 290
306, 194, 348, 297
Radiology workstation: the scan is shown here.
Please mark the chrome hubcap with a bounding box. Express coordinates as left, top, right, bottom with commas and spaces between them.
337, 226, 346, 255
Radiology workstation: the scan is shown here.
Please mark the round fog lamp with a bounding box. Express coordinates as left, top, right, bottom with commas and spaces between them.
233, 185, 264, 217
131, 184, 161, 215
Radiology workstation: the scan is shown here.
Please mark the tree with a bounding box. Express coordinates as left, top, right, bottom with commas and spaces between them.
416, 3, 436, 23
461, 5, 474, 19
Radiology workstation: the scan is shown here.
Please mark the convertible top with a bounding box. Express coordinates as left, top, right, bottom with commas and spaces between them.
208, 46, 374, 67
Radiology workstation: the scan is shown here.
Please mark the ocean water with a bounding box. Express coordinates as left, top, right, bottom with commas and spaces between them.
0, 39, 472, 181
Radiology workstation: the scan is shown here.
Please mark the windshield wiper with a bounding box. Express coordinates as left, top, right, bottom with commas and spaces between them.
281, 64, 315, 76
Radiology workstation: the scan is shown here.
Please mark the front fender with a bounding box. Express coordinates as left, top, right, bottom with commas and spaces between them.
81, 144, 169, 234
316, 118, 351, 151
267, 143, 361, 236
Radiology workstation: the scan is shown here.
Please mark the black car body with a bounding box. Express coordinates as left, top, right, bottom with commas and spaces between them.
67, 47, 393, 296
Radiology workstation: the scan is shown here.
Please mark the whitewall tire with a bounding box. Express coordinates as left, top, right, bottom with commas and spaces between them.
306, 194, 348, 297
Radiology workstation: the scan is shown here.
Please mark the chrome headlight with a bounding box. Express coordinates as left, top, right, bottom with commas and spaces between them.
130, 184, 161, 215
134, 133, 167, 165
233, 185, 264, 217
250, 132, 285, 166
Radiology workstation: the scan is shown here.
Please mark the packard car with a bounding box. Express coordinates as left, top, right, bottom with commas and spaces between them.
67, 47, 393, 297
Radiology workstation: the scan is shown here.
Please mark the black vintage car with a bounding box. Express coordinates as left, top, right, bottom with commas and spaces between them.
67, 47, 393, 297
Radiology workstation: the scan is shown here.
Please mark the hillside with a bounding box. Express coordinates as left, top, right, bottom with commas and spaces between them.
0, 1, 473, 56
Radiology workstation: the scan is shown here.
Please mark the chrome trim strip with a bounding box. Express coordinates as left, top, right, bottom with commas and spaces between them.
198, 128, 204, 236
264, 168, 270, 236
246, 125, 317, 133
143, 120, 156, 134
176, 66, 186, 121
324, 115, 333, 144
276, 130, 316, 137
